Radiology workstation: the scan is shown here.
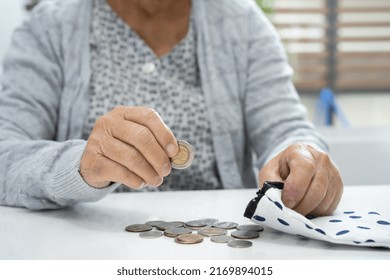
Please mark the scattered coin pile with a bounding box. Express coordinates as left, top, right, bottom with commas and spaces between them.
125, 218, 264, 248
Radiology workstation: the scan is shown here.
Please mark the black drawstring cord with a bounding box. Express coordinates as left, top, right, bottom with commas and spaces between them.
243, 181, 284, 219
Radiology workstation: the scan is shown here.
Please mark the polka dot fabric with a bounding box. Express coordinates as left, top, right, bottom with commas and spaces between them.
245, 182, 390, 248
83, 0, 221, 192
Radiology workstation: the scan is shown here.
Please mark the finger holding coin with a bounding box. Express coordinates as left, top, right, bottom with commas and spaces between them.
171, 140, 195, 169
80, 106, 179, 189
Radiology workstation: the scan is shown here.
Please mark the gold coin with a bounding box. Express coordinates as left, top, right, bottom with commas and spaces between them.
171, 140, 195, 169
175, 233, 204, 244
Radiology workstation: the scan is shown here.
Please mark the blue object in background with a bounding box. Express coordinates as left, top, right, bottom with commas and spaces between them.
315, 88, 350, 127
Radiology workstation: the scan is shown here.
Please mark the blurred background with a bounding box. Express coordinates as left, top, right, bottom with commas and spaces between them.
1, 0, 390, 185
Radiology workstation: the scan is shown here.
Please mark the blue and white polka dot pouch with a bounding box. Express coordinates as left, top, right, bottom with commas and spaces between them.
244, 182, 390, 248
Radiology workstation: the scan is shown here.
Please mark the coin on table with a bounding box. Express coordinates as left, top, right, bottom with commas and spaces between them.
175, 233, 204, 244
198, 227, 227, 237
139, 231, 163, 239
237, 224, 264, 232
164, 227, 193, 238
171, 140, 195, 169
231, 230, 259, 239
156, 221, 184, 231
228, 240, 253, 248
184, 220, 208, 229
125, 224, 153, 232
212, 221, 238, 230
198, 218, 219, 226
145, 220, 165, 227
211, 235, 235, 243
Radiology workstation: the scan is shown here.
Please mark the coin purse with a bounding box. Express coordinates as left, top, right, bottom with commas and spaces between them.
244, 182, 390, 249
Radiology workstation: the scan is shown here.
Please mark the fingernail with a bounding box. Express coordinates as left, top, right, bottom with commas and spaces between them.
166, 142, 178, 157
162, 163, 171, 177
154, 177, 163, 187
139, 182, 146, 189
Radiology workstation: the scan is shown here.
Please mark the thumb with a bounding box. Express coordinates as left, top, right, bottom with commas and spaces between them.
258, 156, 285, 189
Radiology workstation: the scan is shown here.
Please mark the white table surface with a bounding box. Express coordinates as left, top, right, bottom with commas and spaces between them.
1, 186, 389, 260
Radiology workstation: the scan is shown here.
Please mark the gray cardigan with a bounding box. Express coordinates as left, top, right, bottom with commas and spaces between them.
0, 0, 326, 209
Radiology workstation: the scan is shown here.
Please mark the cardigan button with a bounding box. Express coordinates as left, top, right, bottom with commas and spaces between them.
142, 62, 156, 74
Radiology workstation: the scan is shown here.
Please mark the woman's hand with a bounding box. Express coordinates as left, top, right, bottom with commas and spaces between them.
258, 143, 343, 217
80, 106, 179, 189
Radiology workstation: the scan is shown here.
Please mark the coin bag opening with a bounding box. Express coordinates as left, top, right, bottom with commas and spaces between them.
244, 182, 390, 249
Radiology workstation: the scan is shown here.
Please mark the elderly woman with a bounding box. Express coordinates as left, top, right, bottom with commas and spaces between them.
0, 0, 342, 215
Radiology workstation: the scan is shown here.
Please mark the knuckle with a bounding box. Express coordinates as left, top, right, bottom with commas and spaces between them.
318, 151, 332, 165
94, 114, 108, 127
288, 143, 300, 151
124, 147, 142, 165
95, 136, 111, 155
94, 114, 115, 133
294, 157, 315, 173
111, 105, 127, 114
304, 160, 316, 172
315, 169, 330, 184
141, 107, 159, 121
134, 126, 154, 145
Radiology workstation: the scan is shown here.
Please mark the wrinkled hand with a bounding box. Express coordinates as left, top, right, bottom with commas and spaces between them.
258, 143, 343, 217
80, 106, 179, 189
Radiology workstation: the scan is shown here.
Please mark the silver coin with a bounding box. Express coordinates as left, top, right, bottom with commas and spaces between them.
185, 220, 208, 228
198, 218, 219, 226
184, 225, 207, 230
231, 230, 259, 239
228, 240, 253, 248
175, 233, 204, 244
171, 140, 195, 169
211, 235, 235, 243
139, 231, 163, 239
164, 227, 192, 238
145, 220, 165, 227
198, 227, 227, 237
237, 224, 264, 232
125, 224, 153, 232
212, 221, 238, 230
156, 221, 184, 231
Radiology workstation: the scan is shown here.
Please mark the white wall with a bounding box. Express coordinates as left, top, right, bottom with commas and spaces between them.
0, 0, 26, 75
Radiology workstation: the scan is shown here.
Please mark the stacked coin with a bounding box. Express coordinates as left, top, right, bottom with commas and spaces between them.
184, 220, 208, 230
156, 221, 184, 231
125, 219, 263, 249
164, 227, 192, 238
175, 233, 204, 245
